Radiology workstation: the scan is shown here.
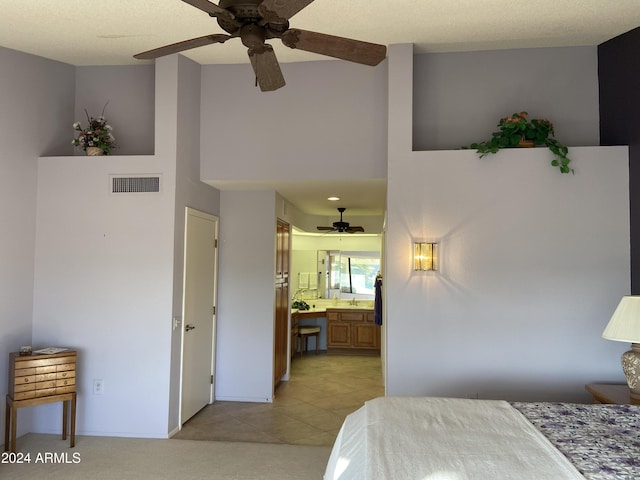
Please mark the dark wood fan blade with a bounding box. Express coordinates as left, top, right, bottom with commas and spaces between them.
134, 34, 231, 60
181, 0, 236, 22
347, 226, 365, 233
259, 0, 315, 23
248, 45, 286, 92
317, 226, 335, 231
281, 29, 386, 66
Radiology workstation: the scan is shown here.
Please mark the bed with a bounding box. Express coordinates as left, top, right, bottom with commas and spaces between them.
323, 396, 640, 479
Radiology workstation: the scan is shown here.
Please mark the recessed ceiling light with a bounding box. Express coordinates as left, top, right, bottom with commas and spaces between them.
327, 196, 340, 201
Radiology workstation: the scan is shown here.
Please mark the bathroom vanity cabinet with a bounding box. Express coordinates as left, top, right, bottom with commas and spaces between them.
326, 309, 380, 354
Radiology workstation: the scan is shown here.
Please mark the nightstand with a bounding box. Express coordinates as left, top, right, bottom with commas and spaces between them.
585, 383, 639, 405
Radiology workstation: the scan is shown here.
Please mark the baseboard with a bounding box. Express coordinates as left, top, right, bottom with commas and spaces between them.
214, 395, 273, 403
326, 348, 380, 356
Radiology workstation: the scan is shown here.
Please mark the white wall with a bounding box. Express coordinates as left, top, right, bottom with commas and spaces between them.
168, 55, 221, 434
386, 147, 629, 401
0, 47, 75, 442
1, 37, 632, 442
292, 234, 382, 253
216, 190, 277, 402
386, 44, 630, 402
31, 154, 176, 437
29, 55, 220, 438
200, 43, 617, 403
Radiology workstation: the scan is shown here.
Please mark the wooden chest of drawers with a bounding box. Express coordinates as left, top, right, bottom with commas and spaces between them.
9, 351, 76, 401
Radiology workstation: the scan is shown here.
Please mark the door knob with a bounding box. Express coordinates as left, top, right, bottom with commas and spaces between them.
185, 324, 196, 332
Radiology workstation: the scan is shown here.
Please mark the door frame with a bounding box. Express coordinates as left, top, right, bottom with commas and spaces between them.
178, 207, 219, 427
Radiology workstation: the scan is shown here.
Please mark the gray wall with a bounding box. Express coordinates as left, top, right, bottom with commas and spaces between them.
75, 65, 155, 155
0, 46, 75, 439
200, 60, 388, 185
412, 47, 600, 151
599, 27, 640, 292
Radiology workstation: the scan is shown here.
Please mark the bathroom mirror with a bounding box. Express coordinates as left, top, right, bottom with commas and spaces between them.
319, 250, 380, 300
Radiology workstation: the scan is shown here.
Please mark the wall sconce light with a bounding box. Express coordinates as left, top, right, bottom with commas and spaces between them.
413, 242, 438, 271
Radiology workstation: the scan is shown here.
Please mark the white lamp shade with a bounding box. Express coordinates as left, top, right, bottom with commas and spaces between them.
602, 296, 640, 343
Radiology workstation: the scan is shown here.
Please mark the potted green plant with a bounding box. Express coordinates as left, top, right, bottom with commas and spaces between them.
465, 112, 572, 174
72, 104, 116, 155
292, 300, 310, 311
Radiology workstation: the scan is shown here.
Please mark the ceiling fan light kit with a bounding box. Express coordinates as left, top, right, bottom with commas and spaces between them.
134, 0, 387, 91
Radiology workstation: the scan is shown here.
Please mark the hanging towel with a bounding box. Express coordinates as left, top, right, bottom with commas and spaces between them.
309, 272, 318, 289
299, 272, 309, 289
374, 275, 383, 325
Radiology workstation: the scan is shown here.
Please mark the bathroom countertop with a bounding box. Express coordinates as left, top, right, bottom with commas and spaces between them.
291, 304, 374, 315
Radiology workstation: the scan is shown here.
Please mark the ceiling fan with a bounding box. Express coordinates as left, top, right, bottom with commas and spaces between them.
134, 0, 387, 92
317, 207, 364, 233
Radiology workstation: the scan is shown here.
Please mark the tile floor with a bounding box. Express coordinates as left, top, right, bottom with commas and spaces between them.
173, 353, 384, 447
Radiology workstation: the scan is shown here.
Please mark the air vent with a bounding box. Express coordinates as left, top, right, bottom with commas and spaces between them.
110, 175, 161, 194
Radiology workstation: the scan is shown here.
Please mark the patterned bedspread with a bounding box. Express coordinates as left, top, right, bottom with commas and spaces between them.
513, 402, 640, 479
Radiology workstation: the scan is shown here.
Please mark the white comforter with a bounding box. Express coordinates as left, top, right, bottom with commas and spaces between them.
324, 397, 584, 480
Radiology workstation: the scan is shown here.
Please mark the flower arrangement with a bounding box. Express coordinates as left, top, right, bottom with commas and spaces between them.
465, 112, 572, 174
72, 104, 116, 155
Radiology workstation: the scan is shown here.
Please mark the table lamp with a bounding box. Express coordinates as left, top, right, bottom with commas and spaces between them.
602, 295, 640, 402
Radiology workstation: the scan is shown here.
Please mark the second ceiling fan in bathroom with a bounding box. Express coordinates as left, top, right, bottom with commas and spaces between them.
317, 208, 364, 233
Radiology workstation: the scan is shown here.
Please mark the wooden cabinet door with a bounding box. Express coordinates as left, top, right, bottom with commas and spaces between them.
274, 219, 290, 385
327, 321, 351, 347
274, 283, 287, 383
353, 323, 380, 349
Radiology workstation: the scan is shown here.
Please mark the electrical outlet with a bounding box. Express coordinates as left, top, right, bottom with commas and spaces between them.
93, 379, 104, 395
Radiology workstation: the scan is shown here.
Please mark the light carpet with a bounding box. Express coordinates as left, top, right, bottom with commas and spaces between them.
2, 433, 331, 480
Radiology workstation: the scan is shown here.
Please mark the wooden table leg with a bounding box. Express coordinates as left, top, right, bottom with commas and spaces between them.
70, 393, 76, 448
62, 399, 68, 440
4, 393, 77, 452
4, 396, 9, 452
10, 399, 17, 453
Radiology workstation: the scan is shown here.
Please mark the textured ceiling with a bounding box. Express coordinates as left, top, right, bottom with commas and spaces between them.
3, 1, 638, 220
2, 0, 639, 66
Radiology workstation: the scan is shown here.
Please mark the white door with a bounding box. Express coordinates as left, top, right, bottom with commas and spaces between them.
181, 207, 218, 424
